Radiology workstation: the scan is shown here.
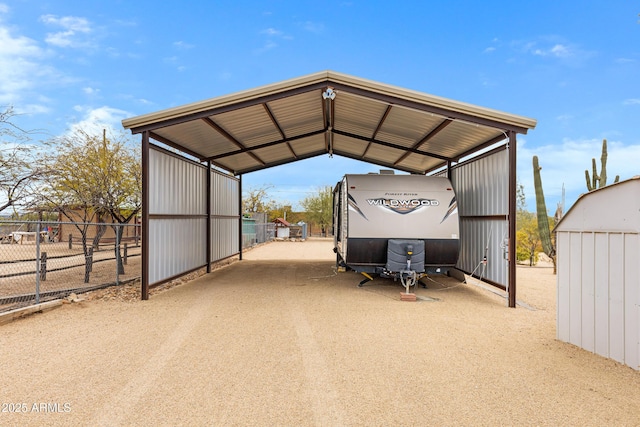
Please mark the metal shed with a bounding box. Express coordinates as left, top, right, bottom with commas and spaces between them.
555, 177, 640, 370
121, 70, 536, 306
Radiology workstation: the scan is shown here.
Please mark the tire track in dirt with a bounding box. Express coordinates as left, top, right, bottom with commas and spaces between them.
285, 261, 346, 426
91, 300, 211, 426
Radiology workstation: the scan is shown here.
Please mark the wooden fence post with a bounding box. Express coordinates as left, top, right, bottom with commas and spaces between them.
40, 252, 47, 281
84, 247, 93, 283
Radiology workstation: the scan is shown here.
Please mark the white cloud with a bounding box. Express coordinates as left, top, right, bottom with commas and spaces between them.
39, 14, 93, 48
517, 138, 640, 211
623, 98, 640, 105
0, 3, 9, 15
513, 37, 594, 65
67, 106, 131, 136
261, 28, 282, 37
83, 87, 99, 95
533, 43, 572, 58
0, 24, 57, 106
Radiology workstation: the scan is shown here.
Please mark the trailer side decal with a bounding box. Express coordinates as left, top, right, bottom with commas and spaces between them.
366, 198, 439, 215
440, 197, 458, 224
348, 194, 368, 220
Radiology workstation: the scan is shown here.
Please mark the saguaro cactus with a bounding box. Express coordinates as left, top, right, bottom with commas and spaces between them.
585, 139, 620, 191
533, 156, 556, 272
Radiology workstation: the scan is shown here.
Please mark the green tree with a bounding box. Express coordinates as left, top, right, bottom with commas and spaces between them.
516, 181, 526, 213
516, 212, 541, 266
41, 128, 141, 280
300, 186, 333, 236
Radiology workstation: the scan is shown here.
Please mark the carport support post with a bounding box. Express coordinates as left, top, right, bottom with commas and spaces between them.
508, 130, 517, 308
238, 174, 243, 261
206, 161, 212, 273
141, 130, 150, 300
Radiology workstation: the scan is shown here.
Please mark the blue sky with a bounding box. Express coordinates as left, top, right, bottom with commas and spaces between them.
1, 0, 639, 212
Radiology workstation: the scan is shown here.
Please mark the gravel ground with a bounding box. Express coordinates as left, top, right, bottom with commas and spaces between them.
1, 238, 639, 426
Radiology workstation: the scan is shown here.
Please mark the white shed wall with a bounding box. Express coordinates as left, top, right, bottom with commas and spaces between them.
556, 178, 640, 370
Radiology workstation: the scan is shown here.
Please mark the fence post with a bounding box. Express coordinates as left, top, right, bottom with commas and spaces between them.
116, 243, 120, 286
40, 252, 47, 281
35, 223, 41, 304
84, 246, 93, 283
68, 234, 73, 249
123, 243, 128, 265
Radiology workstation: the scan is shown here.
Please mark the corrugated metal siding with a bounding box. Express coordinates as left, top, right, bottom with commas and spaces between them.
148, 148, 240, 285
269, 89, 325, 138
457, 218, 509, 286
211, 170, 239, 216
148, 148, 208, 284
450, 149, 509, 288
211, 169, 240, 261
334, 91, 390, 138
148, 218, 207, 284
453, 150, 508, 216
211, 218, 239, 261
149, 148, 206, 215
213, 104, 282, 148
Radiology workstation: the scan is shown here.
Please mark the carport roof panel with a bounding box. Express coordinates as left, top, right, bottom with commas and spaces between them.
122, 70, 536, 175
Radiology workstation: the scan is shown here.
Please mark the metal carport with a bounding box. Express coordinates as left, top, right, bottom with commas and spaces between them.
122, 70, 536, 306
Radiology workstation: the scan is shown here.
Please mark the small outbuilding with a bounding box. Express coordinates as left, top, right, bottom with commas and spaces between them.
274, 218, 291, 239
555, 176, 640, 370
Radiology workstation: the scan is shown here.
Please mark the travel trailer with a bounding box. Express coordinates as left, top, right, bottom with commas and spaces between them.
333, 173, 460, 292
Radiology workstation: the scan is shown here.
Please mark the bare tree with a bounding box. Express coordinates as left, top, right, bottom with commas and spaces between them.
242, 184, 277, 213
0, 106, 47, 213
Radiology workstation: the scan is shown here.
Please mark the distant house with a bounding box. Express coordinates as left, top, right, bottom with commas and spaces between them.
57, 209, 140, 245
274, 218, 291, 238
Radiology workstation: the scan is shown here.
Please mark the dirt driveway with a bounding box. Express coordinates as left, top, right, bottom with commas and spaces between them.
1, 238, 639, 426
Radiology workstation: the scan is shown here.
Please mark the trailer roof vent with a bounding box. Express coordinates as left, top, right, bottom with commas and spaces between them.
379, 170, 395, 175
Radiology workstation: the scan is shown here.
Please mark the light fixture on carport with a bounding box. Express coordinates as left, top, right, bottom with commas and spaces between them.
322, 88, 336, 100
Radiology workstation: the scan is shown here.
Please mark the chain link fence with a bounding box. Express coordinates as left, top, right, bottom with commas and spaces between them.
1, 219, 285, 314
0, 220, 141, 313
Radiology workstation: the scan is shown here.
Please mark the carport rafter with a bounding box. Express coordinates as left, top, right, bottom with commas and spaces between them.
202, 117, 266, 166
361, 104, 393, 159
207, 128, 326, 162
393, 118, 453, 166
262, 103, 297, 159
333, 128, 455, 164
